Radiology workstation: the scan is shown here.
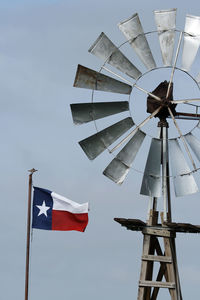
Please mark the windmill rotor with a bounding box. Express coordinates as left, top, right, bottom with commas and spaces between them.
71, 8, 200, 201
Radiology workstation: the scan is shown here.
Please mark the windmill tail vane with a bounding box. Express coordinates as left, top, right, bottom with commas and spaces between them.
71, 8, 200, 300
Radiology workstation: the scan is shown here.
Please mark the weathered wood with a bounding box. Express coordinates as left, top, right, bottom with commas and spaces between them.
137, 219, 181, 299
142, 255, 172, 263
136, 206, 183, 300
171, 238, 183, 300
145, 211, 159, 300
114, 217, 200, 233
139, 280, 175, 289
143, 227, 176, 238
145, 237, 157, 300
137, 211, 158, 300
152, 237, 171, 298
137, 234, 153, 300
165, 221, 200, 233
163, 237, 177, 300
154, 237, 163, 256
169, 237, 182, 300
147, 210, 159, 226
114, 218, 146, 227
151, 263, 168, 300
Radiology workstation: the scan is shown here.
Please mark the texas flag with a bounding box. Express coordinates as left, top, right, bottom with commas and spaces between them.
32, 187, 89, 232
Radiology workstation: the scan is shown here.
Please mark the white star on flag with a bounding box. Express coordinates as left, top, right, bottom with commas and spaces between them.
36, 201, 50, 217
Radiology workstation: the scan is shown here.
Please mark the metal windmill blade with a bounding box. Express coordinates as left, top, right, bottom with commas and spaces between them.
74, 65, 132, 94
169, 139, 198, 197
140, 138, 162, 197
79, 117, 134, 160
154, 9, 176, 66
182, 14, 200, 72
103, 130, 146, 184
118, 13, 156, 70
88, 32, 142, 80
71, 101, 129, 125
185, 132, 200, 162
196, 72, 200, 85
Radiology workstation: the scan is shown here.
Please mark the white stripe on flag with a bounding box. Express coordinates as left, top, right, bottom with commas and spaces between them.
51, 192, 88, 214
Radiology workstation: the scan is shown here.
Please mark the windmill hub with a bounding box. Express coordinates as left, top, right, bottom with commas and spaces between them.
147, 80, 177, 121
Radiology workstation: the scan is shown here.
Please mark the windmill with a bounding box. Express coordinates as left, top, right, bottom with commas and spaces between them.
70, 8, 200, 300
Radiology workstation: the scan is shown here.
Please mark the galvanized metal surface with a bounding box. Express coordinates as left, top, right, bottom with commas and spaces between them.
70, 101, 129, 125
166, 31, 183, 99
169, 139, 198, 197
103, 130, 145, 184
89, 32, 142, 80
168, 107, 197, 170
73, 65, 132, 94
140, 138, 161, 197
133, 82, 161, 101
175, 111, 200, 117
172, 98, 200, 104
110, 106, 162, 153
173, 111, 200, 120
185, 132, 200, 162
182, 14, 200, 72
79, 117, 134, 160
196, 72, 200, 84
154, 9, 176, 66
161, 126, 171, 222
172, 115, 200, 120
103, 64, 161, 101
118, 13, 156, 70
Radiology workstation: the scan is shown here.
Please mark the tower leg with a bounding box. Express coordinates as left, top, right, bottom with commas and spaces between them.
137, 210, 182, 300
137, 121, 183, 300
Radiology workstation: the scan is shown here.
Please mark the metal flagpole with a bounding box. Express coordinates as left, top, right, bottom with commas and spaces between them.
25, 168, 37, 300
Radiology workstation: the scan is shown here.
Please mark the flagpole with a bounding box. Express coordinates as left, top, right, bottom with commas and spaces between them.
25, 168, 37, 300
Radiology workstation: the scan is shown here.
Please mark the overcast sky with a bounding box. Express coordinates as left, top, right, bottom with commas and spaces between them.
1, 1, 200, 299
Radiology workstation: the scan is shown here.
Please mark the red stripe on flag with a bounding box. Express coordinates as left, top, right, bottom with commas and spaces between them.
52, 210, 88, 232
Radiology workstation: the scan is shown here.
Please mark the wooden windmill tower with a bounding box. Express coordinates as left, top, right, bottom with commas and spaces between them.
70, 9, 200, 300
